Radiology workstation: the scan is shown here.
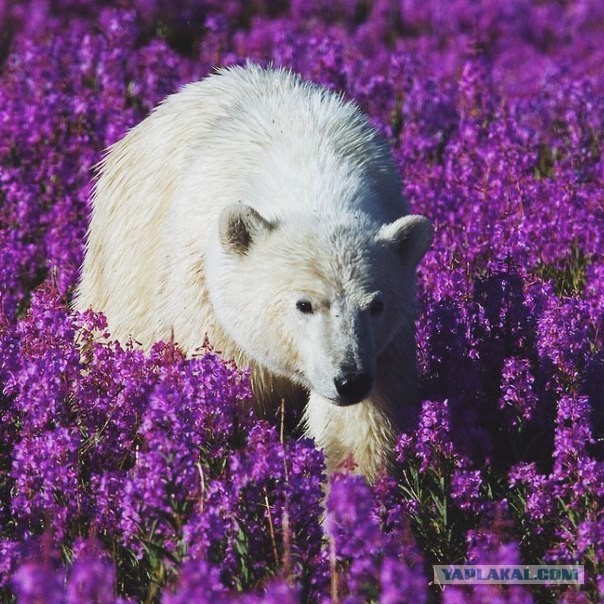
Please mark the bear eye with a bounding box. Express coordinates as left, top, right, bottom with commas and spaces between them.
369, 298, 384, 316
296, 300, 314, 314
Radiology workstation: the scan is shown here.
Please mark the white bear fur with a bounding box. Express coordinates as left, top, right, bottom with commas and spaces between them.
74, 64, 432, 481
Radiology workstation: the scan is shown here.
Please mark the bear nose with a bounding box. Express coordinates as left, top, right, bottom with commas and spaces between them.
334, 372, 373, 405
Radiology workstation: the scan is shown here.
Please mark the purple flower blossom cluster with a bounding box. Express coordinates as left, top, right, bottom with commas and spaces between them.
1, 0, 603, 601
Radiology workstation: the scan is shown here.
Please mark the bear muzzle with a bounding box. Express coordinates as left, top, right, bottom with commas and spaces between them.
333, 371, 373, 406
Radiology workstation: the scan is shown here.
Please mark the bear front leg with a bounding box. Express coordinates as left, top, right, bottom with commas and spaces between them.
303, 390, 398, 481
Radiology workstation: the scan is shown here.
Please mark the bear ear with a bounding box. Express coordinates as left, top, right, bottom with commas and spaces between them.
377, 215, 433, 265
219, 203, 275, 256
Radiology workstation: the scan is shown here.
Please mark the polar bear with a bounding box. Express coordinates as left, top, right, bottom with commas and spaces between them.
74, 64, 432, 481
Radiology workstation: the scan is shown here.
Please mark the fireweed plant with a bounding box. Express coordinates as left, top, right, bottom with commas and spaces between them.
0, 1, 602, 602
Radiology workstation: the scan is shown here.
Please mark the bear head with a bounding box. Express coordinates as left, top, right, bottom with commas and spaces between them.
207, 202, 432, 406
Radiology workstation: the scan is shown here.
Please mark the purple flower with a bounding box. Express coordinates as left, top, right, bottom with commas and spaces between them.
238, 580, 301, 603
508, 463, 554, 526
66, 541, 117, 604
327, 474, 427, 602
396, 400, 456, 472
327, 475, 382, 560
445, 519, 534, 604
162, 559, 226, 604
380, 555, 427, 604
450, 469, 485, 514
12, 561, 65, 604
553, 395, 594, 476
10, 427, 82, 540
499, 357, 538, 426
575, 519, 604, 561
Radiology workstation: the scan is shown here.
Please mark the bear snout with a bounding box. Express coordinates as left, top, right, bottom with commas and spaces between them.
333, 371, 373, 406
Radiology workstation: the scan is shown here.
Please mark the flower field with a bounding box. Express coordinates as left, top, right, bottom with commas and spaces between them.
0, 1, 603, 602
